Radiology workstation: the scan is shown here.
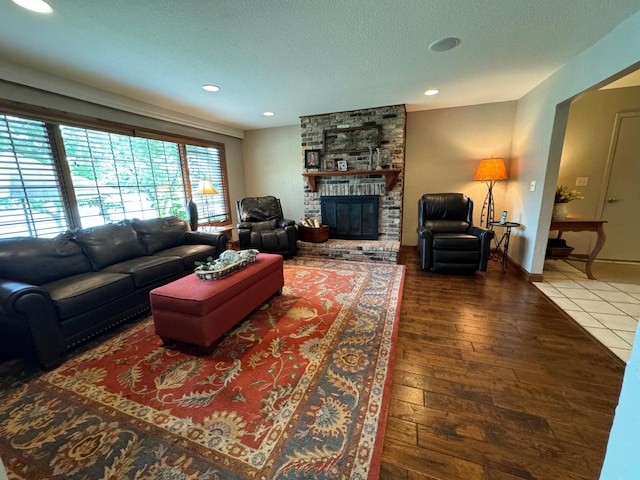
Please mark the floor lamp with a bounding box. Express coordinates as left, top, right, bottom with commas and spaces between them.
195, 179, 218, 225
474, 158, 508, 228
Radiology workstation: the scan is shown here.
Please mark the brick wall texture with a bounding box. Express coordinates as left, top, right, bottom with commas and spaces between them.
300, 104, 406, 242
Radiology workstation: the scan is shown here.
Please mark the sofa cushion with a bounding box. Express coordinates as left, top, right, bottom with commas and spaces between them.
74, 221, 148, 270
43, 271, 135, 319
247, 220, 279, 231
132, 216, 187, 254
154, 244, 219, 271
250, 229, 290, 252
0, 232, 93, 285
103, 256, 183, 288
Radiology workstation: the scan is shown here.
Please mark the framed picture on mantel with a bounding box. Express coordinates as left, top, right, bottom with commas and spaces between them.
323, 158, 335, 171
304, 149, 321, 170
337, 160, 348, 172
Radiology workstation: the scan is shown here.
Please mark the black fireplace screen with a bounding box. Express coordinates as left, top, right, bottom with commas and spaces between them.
320, 195, 379, 240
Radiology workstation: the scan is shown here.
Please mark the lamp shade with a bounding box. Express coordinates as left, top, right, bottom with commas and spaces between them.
473, 158, 508, 181
195, 179, 218, 195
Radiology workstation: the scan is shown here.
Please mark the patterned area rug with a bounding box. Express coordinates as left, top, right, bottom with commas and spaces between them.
0, 257, 404, 479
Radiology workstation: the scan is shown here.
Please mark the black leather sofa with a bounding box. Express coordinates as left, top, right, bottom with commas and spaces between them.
0, 216, 227, 369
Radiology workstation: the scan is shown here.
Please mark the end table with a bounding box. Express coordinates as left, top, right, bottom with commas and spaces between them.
489, 221, 520, 271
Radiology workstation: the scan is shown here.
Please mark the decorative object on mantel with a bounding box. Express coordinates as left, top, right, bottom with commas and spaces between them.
323, 158, 335, 171
194, 249, 258, 280
337, 160, 348, 171
553, 185, 583, 220
474, 157, 508, 228
304, 149, 321, 171
376, 147, 382, 170
368, 146, 374, 170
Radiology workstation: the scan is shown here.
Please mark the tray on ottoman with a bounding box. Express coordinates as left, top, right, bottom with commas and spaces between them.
150, 253, 284, 349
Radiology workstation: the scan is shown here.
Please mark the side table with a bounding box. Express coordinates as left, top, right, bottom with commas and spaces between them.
199, 225, 236, 248
548, 217, 606, 280
489, 221, 520, 271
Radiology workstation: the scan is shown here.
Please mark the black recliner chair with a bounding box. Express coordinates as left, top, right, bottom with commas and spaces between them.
236, 196, 298, 258
417, 193, 494, 273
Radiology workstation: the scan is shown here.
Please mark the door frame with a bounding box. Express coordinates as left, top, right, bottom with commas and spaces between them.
595, 111, 640, 260
597, 111, 640, 217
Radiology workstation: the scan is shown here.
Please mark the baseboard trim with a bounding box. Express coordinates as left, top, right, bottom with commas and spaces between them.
505, 256, 543, 282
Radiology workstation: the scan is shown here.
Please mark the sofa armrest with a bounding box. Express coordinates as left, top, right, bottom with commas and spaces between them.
0, 279, 63, 369
416, 225, 433, 240
278, 218, 296, 228
416, 226, 434, 270
468, 226, 495, 271
185, 231, 228, 254
468, 226, 495, 246
0, 279, 50, 315
238, 222, 253, 230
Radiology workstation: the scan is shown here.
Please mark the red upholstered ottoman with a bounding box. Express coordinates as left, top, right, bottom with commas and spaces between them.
150, 253, 284, 349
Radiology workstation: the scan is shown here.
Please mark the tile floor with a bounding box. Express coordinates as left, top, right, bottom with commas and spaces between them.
533, 259, 640, 363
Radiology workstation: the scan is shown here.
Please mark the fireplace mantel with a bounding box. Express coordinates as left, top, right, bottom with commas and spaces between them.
302, 168, 400, 193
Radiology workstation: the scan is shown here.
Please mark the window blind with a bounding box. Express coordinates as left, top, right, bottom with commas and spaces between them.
185, 144, 230, 224
0, 115, 68, 238
0, 107, 231, 237
60, 126, 186, 228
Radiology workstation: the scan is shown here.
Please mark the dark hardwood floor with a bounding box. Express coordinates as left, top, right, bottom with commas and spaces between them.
380, 247, 626, 480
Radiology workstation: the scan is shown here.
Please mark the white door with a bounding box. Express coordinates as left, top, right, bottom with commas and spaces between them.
598, 112, 640, 261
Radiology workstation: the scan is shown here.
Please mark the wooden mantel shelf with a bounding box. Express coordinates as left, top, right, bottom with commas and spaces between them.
302, 168, 401, 192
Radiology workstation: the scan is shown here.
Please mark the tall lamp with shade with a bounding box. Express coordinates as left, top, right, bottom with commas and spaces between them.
473, 158, 508, 228
195, 179, 218, 226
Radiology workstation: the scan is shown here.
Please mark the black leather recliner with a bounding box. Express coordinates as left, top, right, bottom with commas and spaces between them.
236, 196, 298, 258
417, 193, 494, 273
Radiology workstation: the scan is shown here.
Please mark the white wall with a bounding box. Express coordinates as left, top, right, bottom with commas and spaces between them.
243, 125, 303, 222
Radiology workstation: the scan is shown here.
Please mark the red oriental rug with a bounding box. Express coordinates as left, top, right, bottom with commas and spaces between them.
0, 257, 404, 479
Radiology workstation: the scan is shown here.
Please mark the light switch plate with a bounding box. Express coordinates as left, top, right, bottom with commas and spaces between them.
529, 181, 536, 192
576, 177, 589, 187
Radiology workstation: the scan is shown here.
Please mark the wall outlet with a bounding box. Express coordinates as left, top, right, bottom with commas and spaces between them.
576, 177, 589, 187
529, 181, 536, 192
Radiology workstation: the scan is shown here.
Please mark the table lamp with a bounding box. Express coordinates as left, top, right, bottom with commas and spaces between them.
474, 158, 508, 228
195, 179, 218, 225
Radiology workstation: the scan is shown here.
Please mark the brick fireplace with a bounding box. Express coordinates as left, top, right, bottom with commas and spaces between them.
298, 105, 405, 263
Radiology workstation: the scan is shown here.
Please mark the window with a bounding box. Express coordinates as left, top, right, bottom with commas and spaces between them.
0, 106, 230, 238
60, 126, 186, 227
0, 115, 69, 238
185, 144, 230, 225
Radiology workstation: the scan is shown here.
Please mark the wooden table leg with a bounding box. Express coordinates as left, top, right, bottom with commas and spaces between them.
585, 225, 606, 280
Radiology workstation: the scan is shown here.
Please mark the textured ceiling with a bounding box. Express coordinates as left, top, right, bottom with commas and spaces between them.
0, 0, 639, 133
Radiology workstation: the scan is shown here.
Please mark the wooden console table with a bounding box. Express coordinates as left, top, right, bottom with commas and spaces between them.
549, 216, 607, 280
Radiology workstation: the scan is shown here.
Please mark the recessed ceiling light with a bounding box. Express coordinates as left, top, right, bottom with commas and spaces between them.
202, 84, 220, 92
424, 89, 440, 96
428, 37, 460, 53
263, 111, 275, 117
11, 0, 53, 13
